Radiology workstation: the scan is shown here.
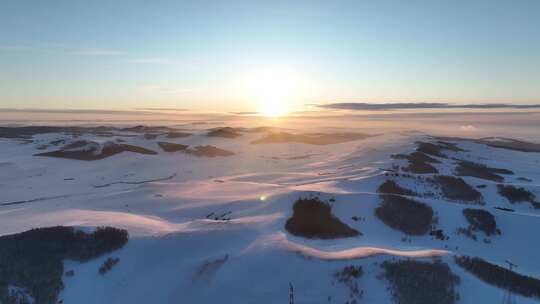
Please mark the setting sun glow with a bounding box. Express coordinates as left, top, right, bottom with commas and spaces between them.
244, 68, 300, 117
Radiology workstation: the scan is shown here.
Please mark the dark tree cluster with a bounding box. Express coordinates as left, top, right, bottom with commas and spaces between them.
285, 197, 360, 239
455, 256, 540, 300
0, 226, 128, 304
462, 208, 500, 236
430, 175, 482, 203
376, 180, 416, 196
382, 259, 460, 304
497, 184, 539, 208
334, 265, 364, 303
99, 257, 120, 275
375, 195, 434, 235
455, 160, 513, 182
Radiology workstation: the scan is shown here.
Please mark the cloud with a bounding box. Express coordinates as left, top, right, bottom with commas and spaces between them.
71, 47, 126, 56
0, 108, 146, 115
317, 102, 540, 110
230, 111, 259, 115
0, 44, 33, 51
137, 85, 194, 95
128, 57, 171, 64
136, 107, 188, 112
127, 57, 200, 71
0, 43, 125, 56
460, 125, 477, 131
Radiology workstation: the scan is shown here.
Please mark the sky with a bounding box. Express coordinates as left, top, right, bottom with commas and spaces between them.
1, 0, 539, 112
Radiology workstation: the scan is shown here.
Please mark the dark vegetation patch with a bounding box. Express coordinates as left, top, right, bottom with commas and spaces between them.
0, 125, 186, 139
0, 226, 128, 304
494, 206, 515, 212
377, 180, 416, 196
462, 208, 500, 236
0, 126, 118, 139
158, 141, 189, 152
393, 150, 440, 174
436, 141, 467, 152
333, 265, 364, 303
382, 260, 460, 304
455, 160, 513, 182
143, 133, 159, 140
49, 139, 65, 146
285, 197, 360, 239
98, 257, 120, 275
497, 184, 539, 208
477, 138, 540, 153
206, 211, 232, 221
518, 177, 533, 182
62, 140, 90, 149
121, 125, 177, 133
35, 141, 157, 161
251, 132, 372, 145
455, 256, 540, 300
406, 151, 441, 164
429, 229, 449, 240
456, 227, 478, 241
184, 145, 235, 157
375, 195, 434, 235
207, 127, 242, 138
430, 175, 482, 203
403, 159, 439, 174
416, 141, 449, 158
194, 255, 229, 281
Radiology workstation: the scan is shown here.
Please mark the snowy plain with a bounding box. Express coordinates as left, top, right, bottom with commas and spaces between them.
1, 110, 540, 303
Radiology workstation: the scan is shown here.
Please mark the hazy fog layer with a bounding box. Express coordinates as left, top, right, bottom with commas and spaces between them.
1, 108, 539, 141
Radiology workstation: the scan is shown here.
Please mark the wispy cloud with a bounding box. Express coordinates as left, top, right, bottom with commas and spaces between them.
71, 47, 126, 56
136, 107, 189, 112
128, 57, 171, 64
460, 125, 478, 131
138, 85, 194, 96
317, 102, 540, 110
0, 44, 33, 51
127, 57, 200, 70
0, 43, 126, 57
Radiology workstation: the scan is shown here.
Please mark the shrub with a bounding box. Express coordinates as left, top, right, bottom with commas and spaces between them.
334, 265, 364, 302
98, 257, 120, 275
0, 226, 128, 304
462, 208, 499, 236
456, 227, 477, 241
375, 195, 434, 235
382, 260, 460, 304
285, 197, 360, 239
454, 256, 540, 300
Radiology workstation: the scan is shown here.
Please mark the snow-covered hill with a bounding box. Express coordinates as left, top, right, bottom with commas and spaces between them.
1, 124, 539, 304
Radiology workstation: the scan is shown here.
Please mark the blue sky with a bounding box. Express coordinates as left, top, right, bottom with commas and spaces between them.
1, 0, 539, 111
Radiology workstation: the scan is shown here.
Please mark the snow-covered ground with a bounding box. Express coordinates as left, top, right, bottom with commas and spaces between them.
1, 113, 539, 303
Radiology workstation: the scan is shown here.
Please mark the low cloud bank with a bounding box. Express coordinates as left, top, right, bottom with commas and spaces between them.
317, 102, 540, 110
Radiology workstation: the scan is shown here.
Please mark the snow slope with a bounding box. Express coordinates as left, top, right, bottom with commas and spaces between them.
1, 122, 539, 304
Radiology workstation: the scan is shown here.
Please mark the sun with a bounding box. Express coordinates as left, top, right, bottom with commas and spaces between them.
243, 68, 299, 117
